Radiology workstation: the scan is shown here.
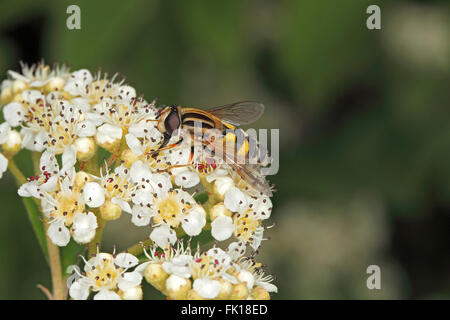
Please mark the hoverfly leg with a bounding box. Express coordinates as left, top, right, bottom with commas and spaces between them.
157, 148, 194, 173
147, 136, 184, 159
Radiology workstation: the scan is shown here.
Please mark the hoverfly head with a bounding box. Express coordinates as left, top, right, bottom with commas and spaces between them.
157, 105, 182, 136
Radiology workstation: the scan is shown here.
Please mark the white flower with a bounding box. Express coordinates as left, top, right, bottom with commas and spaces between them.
162, 254, 193, 278
130, 161, 206, 239
96, 123, 122, 146
124, 124, 163, 165
18, 149, 98, 246
211, 215, 234, 241
189, 247, 236, 299
224, 187, 247, 212
71, 212, 98, 243
0, 122, 11, 143
63, 69, 93, 96
18, 94, 95, 153
68, 252, 143, 300
172, 167, 200, 189
17, 148, 71, 198
82, 182, 105, 208
227, 241, 247, 260
193, 278, 222, 299
47, 220, 71, 246
3, 102, 26, 127
150, 225, 177, 248
212, 194, 272, 251
7, 62, 70, 89
89, 97, 157, 150
234, 257, 277, 294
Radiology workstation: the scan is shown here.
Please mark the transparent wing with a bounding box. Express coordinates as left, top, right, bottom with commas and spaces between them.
205, 138, 273, 197
227, 161, 274, 197
207, 101, 265, 126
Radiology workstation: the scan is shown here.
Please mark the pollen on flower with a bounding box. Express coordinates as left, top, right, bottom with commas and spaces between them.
234, 211, 261, 245
86, 254, 120, 291
153, 191, 183, 228
49, 192, 83, 226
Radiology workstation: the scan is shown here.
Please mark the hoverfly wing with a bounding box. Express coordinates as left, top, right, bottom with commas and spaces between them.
228, 161, 274, 197
207, 101, 265, 126
207, 138, 273, 197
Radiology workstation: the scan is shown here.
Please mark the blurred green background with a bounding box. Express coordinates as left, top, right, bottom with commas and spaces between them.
0, 0, 449, 299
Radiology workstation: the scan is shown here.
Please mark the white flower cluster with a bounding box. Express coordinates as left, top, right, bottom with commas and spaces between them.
0, 62, 276, 300
69, 241, 276, 300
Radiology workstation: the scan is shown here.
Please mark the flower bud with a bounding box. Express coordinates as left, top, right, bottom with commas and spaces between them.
74, 137, 96, 161
251, 286, 270, 300
120, 148, 139, 168
215, 279, 232, 300
213, 177, 234, 201
166, 275, 191, 300
121, 285, 143, 300
74, 171, 92, 190
96, 124, 122, 153
12, 93, 23, 103
100, 200, 122, 221
229, 283, 249, 300
1, 130, 22, 157
144, 263, 169, 291
44, 77, 65, 93
209, 202, 231, 221
12, 79, 28, 94
236, 270, 255, 290
1, 86, 13, 105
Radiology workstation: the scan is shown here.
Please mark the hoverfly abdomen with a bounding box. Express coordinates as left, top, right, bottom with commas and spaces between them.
223, 128, 271, 167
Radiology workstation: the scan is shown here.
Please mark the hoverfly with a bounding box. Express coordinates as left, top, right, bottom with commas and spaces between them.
151, 101, 273, 196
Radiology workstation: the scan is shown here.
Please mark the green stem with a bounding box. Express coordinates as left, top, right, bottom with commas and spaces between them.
88, 209, 105, 257
7, 158, 48, 257
126, 238, 153, 257
44, 223, 65, 300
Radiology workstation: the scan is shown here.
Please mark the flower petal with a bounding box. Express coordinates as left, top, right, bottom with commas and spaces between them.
111, 197, 132, 213
82, 182, 105, 207
96, 123, 122, 145
69, 279, 90, 300
115, 253, 139, 268
150, 225, 177, 248
72, 212, 98, 244
131, 205, 152, 226
76, 120, 96, 137
3, 102, 25, 127
174, 169, 200, 188
48, 221, 71, 247
93, 290, 121, 300
224, 187, 247, 212
211, 215, 234, 241
118, 271, 143, 291
125, 133, 144, 156
181, 205, 206, 237
193, 278, 222, 299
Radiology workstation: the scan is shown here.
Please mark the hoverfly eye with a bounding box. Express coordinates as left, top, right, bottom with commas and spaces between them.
165, 111, 180, 133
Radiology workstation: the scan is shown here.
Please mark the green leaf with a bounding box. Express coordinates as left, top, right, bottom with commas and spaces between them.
61, 240, 86, 276
194, 192, 209, 204
21, 197, 48, 259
